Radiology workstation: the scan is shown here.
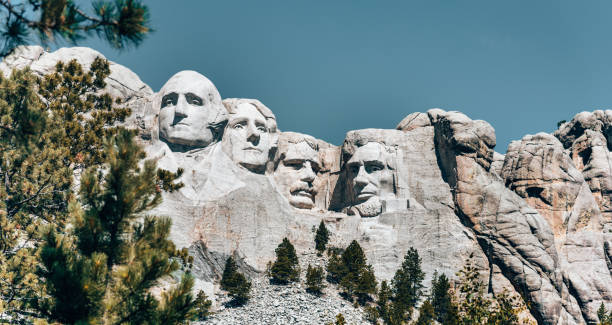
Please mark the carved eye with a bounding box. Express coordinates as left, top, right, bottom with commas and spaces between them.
284, 161, 303, 169
233, 122, 246, 129
161, 94, 177, 108
256, 125, 267, 132
365, 163, 383, 173
185, 93, 203, 106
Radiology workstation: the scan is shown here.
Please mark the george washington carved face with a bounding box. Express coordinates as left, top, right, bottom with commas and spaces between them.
158, 71, 227, 149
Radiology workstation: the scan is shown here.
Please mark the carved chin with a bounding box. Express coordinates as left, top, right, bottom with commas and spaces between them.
353, 196, 382, 217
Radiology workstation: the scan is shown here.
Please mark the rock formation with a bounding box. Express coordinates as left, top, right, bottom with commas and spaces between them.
3, 46, 611, 324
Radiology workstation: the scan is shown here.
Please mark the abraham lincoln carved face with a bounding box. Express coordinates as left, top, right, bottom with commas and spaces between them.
344, 141, 396, 217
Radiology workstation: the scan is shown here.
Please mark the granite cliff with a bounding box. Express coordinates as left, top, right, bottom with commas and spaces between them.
2, 46, 611, 324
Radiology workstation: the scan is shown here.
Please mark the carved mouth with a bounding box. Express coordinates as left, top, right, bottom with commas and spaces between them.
242, 147, 262, 152
291, 189, 314, 199
356, 191, 376, 200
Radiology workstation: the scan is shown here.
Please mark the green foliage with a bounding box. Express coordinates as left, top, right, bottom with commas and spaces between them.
455, 256, 491, 324
390, 247, 425, 322
326, 240, 377, 305
0, 0, 152, 57
598, 302, 612, 325
335, 313, 347, 325
192, 290, 213, 321
431, 272, 457, 324
557, 120, 567, 128
305, 264, 325, 295
221, 256, 251, 305
38, 128, 194, 324
270, 237, 300, 284
414, 299, 435, 325
376, 280, 392, 324
0, 58, 141, 322
452, 255, 527, 325
315, 220, 330, 254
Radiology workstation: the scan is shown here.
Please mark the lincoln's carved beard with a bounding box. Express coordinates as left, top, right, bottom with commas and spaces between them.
353, 196, 382, 218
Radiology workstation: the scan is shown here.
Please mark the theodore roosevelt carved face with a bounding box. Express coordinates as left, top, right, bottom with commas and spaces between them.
221, 99, 277, 174
158, 71, 227, 150
273, 132, 321, 209
345, 141, 396, 217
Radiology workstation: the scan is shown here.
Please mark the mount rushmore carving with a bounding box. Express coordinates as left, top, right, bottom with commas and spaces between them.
2, 46, 611, 325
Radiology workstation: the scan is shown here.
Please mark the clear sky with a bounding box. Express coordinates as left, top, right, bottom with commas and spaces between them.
64, 0, 612, 152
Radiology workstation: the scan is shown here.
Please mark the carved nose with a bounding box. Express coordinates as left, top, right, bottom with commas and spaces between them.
353, 166, 368, 187
301, 162, 316, 182
174, 97, 188, 118
246, 124, 260, 144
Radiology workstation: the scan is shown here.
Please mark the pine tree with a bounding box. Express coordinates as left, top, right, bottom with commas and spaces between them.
391, 247, 425, 322
327, 240, 377, 305
0, 59, 144, 322
431, 272, 456, 324
193, 291, 213, 321
306, 264, 325, 295
221, 256, 251, 305
455, 255, 491, 324
335, 313, 347, 325
270, 237, 300, 284
598, 302, 612, 325
326, 248, 346, 284
377, 280, 393, 324
414, 299, 435, 325
0, 0, 151, 57
315, 220, 330, 254
38, 128, 194, 324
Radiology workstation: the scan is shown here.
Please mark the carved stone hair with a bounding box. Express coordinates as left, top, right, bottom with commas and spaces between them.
341, 129, 397, 171
273, 131, 319, 170
222, 98, 277, 133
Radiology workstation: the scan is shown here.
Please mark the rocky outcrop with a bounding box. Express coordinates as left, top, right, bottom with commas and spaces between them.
3, 46, 612, 324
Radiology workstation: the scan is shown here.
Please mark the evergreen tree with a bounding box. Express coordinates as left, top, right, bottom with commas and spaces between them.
0, 0, 151, 57
377, 280, 393, 324
455, 255, 491, 324
431, 272, 455, 324
0, 59, 148, 322
270, 237, 300, 284
488, 290, 520, 325
221, 256, 251, 305
193, 291, 213, 321
326, 248, 346, 284
391, 247, 425, 322
598, 302, 612, 325
315, 220, 330, 254
38, 128, 195, 324
306, 264, 325, 295
414, 299, 435, 325
335, 313, 347, 325
328, 240, 377, 305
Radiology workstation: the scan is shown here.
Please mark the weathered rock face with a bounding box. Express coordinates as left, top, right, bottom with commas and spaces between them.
3, 46, 612, 325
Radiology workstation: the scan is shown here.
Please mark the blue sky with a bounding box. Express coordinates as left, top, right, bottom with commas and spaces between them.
63, 1, 612, 152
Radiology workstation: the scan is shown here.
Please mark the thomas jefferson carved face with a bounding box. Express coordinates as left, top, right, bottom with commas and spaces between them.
273, 135, 320, 209
346, 142, 395, 217
222, 101, 275, 173
158, 71, 226, 149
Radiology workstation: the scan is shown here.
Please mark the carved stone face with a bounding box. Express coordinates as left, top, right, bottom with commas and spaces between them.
223, 102, 273, 173
274, 140, 320, 209
158, 71, 226, 148
346, 142, 395, 217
